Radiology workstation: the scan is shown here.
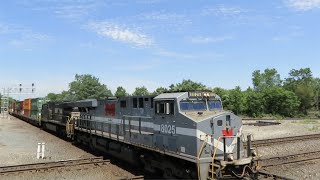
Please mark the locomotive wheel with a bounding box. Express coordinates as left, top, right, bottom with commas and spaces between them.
163, 168, 174, 179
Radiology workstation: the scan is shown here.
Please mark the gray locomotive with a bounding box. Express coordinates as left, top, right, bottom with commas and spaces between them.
40, 90, 258, 179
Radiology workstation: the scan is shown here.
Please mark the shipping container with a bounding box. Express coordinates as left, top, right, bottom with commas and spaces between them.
31, 110, 40, 120
24, 109, 31, 117
16, 101, 24, 115
31, 98, 39, 111
13, 101, 16, 113
30, 98, 49, 120
23, 99, 32, 110
10, 101, 16, 113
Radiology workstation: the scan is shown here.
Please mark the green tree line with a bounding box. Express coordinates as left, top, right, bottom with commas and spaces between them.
46, 68, 320, 117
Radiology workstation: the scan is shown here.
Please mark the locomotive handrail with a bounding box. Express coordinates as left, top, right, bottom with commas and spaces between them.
197, 134, 212, 180
210, 135, 243, 179
211, 136, 221, 179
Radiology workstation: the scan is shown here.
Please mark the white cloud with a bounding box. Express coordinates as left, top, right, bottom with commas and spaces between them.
88, 22, 153, 47
141, 11, 186, 21
53, 3, 98, 19
136, 0, 165, 4
201, 5, 246, 17
0, 23, 25, 34
8, 32, 53, 49
190, 36, 233, 44
272, 31, 304, 41
154, 49, 195, 59
8, 40, 25, 47
0, 24, 10, 34
132, 11, 192, 33
1, 22, 53, 49
153, 49, 224, 61
26, 0, 106, 20
286, 0, 320, 11
24, 33, 52, 41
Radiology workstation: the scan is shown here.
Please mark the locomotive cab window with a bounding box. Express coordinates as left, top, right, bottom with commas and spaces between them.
133, 98, 138, 108
208, 100, 222, 110
226, 115, 231, 126
217, 120, 223, 126
155, 101, 174, 115
151, 98, 154, 108
120, 100, 127, 108
42, 104, 48, 110
179, 100, 207, 111
139, 98, 144, 108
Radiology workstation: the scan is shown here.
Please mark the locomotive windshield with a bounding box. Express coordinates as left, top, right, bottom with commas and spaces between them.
208, 100, 222, 110
180, 100, 207, 111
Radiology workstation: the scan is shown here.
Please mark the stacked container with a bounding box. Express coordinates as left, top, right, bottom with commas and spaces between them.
23, 99, 32, 117
17, 101, 24, 115
31, 98, 49, 120
31, 98, 39, 120
10, 101, 16, 113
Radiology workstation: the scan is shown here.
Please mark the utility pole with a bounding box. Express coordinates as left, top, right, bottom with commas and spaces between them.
1, 84, 35, 119
1, 88, 9, 118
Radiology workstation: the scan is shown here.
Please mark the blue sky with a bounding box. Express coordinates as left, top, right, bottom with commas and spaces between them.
1, 0, 320, 98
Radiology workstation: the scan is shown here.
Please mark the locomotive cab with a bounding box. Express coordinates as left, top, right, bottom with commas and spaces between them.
170, 90, 259, 179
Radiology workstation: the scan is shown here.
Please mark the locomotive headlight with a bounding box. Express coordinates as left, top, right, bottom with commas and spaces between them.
227, 153, 234, 161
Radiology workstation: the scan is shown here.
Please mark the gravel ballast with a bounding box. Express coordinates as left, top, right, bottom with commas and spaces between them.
243, 119, 320, 180
0, 115, 134, 179
243, 120, 320, 140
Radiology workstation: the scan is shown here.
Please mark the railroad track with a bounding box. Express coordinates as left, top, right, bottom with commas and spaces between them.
258, 171, 294, 180
0, 157, 109, 174
242, 118, 320, 121
245, 133, 320, 148
118, 175, 145, 180
259, 150, 320, 168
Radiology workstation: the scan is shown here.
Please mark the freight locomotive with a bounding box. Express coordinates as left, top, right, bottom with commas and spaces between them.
11, 90, 259, 179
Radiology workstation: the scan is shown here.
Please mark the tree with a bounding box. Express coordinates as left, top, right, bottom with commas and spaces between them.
252, 68, 282, 91
286, 68, 313, 82
295, 83, 314, 113
245, 88, 265, 117
61, 91, 78, 102
212, 87, 230, 109
226, 86, 245, 115
69, 74, 112, 100
132, 86, 150, 96
262, 87, 300, 117
169, 79, 208, 92
46, 93, 60, 102
115, 86, 128, 97
314, 78, 320, 111
152, 87, 168, 95
284, 68, 315, 114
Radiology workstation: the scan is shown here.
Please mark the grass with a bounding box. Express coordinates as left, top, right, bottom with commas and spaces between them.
297, 119, 319, 124
291, 119, 320, 132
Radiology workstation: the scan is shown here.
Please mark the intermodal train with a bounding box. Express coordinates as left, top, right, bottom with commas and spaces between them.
10, 90, 259, 179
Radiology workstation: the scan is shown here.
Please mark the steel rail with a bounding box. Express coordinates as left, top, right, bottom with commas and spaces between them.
258, 171, 294, 180
118, 175, 145, 180
0, 157, 109, 174
260, 150, 320, 168
244, 133, 320, 148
